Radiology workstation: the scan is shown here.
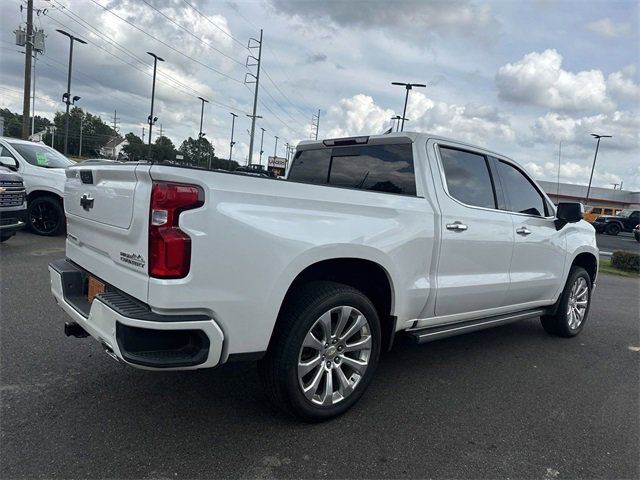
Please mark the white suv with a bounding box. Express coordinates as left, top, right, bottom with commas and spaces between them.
49, 132, 598, 420
0, 137, 71, 235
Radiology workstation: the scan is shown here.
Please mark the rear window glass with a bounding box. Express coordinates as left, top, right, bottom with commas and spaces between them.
288, 144, 416, 196
592, 208, 602, 214
287, 149, 331, 185
439, 147, 495, 209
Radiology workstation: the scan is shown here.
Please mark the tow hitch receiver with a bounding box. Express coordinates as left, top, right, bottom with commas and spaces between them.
64, 322, 89, 338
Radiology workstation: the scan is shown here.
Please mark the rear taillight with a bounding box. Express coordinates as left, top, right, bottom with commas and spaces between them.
149, 181, 204, 279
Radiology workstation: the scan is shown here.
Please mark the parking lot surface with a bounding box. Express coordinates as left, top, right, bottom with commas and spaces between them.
1, 232, 639, 479
596, 232, 639, 256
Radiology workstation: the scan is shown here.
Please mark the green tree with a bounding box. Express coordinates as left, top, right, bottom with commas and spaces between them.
1, 108, 51, 138
40, 107, 117, 157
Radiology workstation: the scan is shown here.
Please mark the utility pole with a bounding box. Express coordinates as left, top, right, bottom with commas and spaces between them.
310, 109, 321, 140
244, 29, 263, 164
49, 125, 55, 147
146, 52, 164, 158
229, 112, 238, 161
111, 110, 120, 133
158, 124, 164, 138
21, 0, 33, 140
259, 127, 266, 166
391, 82, 426, 132
31, 54, 36, 136
142, 126, 145, 143
274, 135, 279, 158
57, 29, 86, 155
79, 115, 83, 157
585, 133, 612, 204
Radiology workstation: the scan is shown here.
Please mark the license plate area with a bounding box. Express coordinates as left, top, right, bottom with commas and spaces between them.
87, 276, 106, 304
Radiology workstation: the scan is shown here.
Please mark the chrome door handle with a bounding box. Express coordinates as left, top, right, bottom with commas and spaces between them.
516, 227, 532, 236
446, 222, 468, 231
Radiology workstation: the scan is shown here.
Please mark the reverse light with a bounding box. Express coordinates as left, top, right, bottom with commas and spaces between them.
149, 181, 204, 279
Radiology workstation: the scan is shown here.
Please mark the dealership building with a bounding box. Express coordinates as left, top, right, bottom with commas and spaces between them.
537, 180, 640, 209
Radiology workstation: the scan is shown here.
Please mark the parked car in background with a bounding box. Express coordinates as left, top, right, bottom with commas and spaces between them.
0, 165, 27, 242
592, 209, 640, 235
49, 132, 598, 421
0, 137, 72, 236
583, 205, 622, 223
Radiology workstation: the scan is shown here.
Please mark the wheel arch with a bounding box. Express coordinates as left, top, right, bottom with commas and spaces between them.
571, 251, 598, 285
27, 189, 63, 204
271, 257, 396, 353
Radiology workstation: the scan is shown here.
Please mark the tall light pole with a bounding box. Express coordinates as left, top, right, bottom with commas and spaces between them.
146, 52, 164, 156
585, 133, 612, 204
228, 112, 238, 161
391, 82, 426, 132
245, 29, 263, 166
57, 29, 86, 155
197, 96, 208, 138
274, 136, 279, 158
259, 127, 266, 167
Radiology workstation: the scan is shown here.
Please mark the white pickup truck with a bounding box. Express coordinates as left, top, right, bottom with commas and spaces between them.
49, 132, 598, 420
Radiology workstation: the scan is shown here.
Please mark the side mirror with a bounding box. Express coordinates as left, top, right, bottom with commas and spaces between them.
0, 156, 17, 170
555, 202, 583, 230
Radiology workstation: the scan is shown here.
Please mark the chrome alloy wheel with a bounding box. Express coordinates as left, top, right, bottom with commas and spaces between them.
567, 276, 589, 329
297, 306, 372, 406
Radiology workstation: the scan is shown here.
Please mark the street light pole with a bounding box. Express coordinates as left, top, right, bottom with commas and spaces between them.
585, 133, 612, 204
57, 29, 86, 155
146, 52, 164, 156
228, 112, 238, 161
197, 97, 208, 138
274, 136, 279, 158
259, 127, 266, 167
391, 82, 426, 132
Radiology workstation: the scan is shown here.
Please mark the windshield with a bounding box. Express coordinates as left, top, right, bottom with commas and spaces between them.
616, 209, 634, 218
9, 142, 73, 168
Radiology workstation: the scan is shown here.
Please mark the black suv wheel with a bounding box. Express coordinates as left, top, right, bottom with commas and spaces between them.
28, 196, 64, 236
605, 222, 621, 236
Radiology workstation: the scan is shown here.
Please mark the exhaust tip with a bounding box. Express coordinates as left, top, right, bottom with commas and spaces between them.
64, 322, 89, 338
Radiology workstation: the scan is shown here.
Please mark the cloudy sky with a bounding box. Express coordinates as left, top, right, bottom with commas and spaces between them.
0, 0, 638, 189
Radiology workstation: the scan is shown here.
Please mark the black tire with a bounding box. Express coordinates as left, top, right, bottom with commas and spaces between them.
541, 266, 592, 337
258, 281, 381, 422
28, 196, 64, 236
605, 223, 621, 236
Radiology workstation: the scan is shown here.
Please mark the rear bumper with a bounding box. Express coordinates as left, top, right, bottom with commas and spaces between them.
49, 258, 224, 370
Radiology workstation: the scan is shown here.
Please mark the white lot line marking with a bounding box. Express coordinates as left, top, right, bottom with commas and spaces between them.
628, 346, 640, 352
545, 467, 560, 479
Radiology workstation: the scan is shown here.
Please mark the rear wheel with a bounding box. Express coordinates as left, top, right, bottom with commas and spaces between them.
28, 196, 64, 236
259, 281, 381, 421
541, 267, 592, 337
605, 223, 621, 236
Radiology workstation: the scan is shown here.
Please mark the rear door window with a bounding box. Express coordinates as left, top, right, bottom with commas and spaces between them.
438, 147, 496, 209
592, 208, 602, 214
603, 208, 612, 215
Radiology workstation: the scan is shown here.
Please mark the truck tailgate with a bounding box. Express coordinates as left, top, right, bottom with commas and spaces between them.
64, 162, 152, 302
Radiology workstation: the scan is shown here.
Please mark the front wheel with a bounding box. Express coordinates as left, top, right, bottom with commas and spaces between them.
258, 281, 381, 421
28, 196, 64, 236
541, 267, 592, 337
605, 223, 621, 236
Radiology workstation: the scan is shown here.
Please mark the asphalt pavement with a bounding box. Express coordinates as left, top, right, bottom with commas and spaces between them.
595, 231, 639, 256
1, 232, 639, 479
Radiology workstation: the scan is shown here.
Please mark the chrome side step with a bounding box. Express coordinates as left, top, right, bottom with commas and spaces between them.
406, 309, 546, 344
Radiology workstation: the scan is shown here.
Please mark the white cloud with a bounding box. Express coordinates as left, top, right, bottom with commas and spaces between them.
586, 18, 632, 38
607, 66, 640, 101
495, 49, 614, 112
532, 111, 639, 151
322, 92, 514, 146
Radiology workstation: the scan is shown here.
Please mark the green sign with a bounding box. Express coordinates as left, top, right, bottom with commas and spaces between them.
36, 152, 48, 165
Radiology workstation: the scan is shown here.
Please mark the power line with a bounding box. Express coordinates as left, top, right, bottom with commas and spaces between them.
180, 0, 247, 48
139, 0, 245, 67
87, 0, 244, 84
45, 9, 251, 114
